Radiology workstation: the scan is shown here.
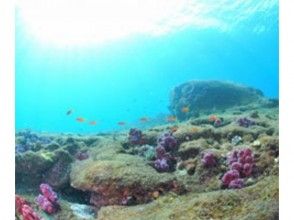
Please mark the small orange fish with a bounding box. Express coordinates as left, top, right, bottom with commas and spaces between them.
118, 121, 126, 126
89, 120, 97, 125
166, 115, 177, 122
66, 109, 73, 115
140, 117, 149, 123
170, 126, 178, 133
181, 106, 190, 113
208, 115, 218, 122
76, 117, 85, 122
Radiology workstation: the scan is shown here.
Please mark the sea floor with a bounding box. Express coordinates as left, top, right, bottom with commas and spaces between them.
15, 102, 278, 220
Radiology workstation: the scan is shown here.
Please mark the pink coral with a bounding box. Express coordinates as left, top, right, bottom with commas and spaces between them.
222, 148, 255, 189
36, 195, 57, 214
230, 162, 242, 172
39, 183, 58, 204
36, 183, 60, 214
228, 148, 254, 177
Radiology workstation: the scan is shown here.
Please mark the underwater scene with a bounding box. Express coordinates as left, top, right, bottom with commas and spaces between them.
15, 0, 279, 219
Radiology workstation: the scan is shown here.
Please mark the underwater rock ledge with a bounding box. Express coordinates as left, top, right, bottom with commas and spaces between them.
70, 142, 185, 207
169, 80, 266, 120
97, 176, 278, 220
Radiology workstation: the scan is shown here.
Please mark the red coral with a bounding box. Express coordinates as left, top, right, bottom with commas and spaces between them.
15, 195, 41, 220
22, 204, 42, 220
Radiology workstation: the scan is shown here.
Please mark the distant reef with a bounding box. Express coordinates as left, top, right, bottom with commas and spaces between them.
169, 80, 273, 120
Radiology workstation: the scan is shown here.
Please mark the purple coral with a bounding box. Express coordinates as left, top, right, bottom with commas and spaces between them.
36, 195, 58, 214
228, 178, 244, 189
155, 145, 166, 159
154, 158, 170, 172
152, 132, 178, 172
213, 119, 222, 127
201, 152, 217, 167
222, 148, 255, 189
227, 148, 254, 177
36, 183, 60, 214
222, 169, 240, 187
15, 130, 53, 153
128, 128, 143, 145
230, 162, 243, 172
237, 117, 255, 128
157, 132, 177, 152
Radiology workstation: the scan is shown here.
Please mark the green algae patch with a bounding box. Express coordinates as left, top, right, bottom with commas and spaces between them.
97, 176, 278, 220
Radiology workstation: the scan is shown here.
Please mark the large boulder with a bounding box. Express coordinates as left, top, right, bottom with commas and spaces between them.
70, 141, 184, 207
169, 80, 265, 120
16, 149, 74, 189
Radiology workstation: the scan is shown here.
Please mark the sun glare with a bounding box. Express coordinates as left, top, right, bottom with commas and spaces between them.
16, 0, 214, 48
16, 0, 276, 48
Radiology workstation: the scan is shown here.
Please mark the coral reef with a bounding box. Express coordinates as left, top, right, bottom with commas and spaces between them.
15, 90, 279, 219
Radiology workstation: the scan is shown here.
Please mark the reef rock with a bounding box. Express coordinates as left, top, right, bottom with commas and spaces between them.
97, 176, 278, 220
16, 151, 55, 187
43, 150, 74, 189
70, 142, 184, 207
178, 138, 209, 160
16, 149, 73, 189
169, 80, 265, 120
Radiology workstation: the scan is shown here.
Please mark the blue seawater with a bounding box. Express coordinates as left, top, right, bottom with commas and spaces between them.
16, 0, 278, 134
